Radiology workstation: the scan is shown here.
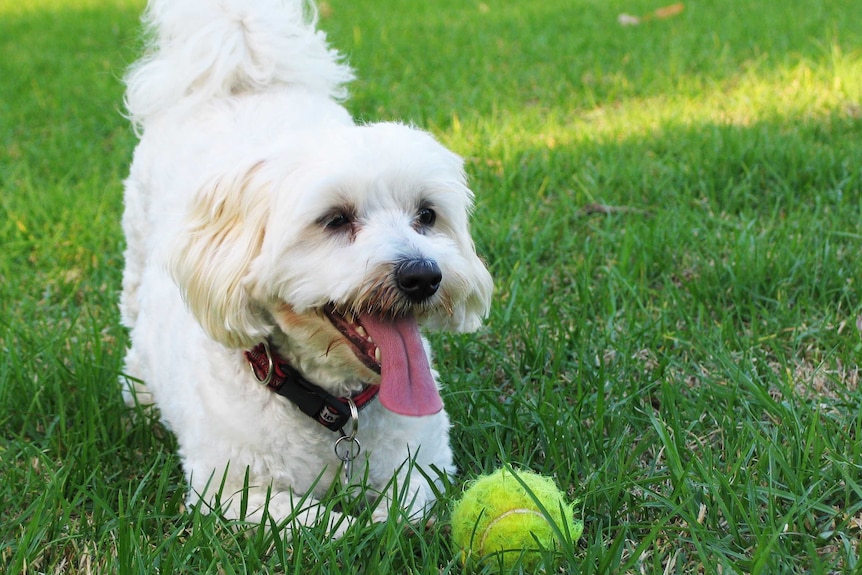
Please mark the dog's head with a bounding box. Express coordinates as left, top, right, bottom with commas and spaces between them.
170, 123, 492, 415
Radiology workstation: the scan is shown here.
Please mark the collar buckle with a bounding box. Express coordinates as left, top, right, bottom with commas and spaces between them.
245, 340, 379, 432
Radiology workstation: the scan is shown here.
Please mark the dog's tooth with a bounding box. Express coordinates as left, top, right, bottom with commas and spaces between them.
355, 326, 367, 338
374, 347, 381, 363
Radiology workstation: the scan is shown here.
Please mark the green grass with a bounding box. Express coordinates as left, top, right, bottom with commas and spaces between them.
2, 0, 861, 572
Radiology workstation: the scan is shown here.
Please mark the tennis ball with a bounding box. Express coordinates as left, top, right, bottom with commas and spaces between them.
450, 467, 583, 570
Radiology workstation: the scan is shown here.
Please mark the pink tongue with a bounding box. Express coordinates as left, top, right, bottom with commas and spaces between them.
359, 313, 443, 416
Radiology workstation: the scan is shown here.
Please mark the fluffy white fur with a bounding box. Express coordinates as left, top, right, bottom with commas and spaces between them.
120, 0, 492, 536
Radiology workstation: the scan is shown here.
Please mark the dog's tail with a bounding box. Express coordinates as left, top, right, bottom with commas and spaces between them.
124, 0, 354, 130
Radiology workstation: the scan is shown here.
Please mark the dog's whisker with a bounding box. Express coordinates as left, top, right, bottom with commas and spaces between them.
324, 338, 342, 358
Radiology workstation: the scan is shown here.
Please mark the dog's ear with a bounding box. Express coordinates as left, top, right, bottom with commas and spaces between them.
449, 218, 494, 332
427, 175, 494, 334
170, 161, 272, 348
460, 246, 494, 332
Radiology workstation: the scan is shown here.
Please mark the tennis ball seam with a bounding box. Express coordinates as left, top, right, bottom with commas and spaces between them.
479, 508, 546, 555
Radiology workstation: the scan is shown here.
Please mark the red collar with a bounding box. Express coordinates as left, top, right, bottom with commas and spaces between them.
245, 340, 379, 432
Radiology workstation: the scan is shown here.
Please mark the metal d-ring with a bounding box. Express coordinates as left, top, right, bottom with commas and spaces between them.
249, 339, 274, 387
341, 398, 359, 440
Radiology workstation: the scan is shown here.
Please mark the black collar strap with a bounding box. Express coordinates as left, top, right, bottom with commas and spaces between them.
245, 340, 379, 432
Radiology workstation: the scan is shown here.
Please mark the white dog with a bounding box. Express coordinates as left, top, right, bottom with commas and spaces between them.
120, 0, 492, 536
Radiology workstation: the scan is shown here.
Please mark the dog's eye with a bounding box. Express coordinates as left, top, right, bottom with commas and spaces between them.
323, 211, 353, 231
416, 207, 436, 228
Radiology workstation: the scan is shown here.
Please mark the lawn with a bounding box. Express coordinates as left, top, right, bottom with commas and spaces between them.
2, 0, 861, 573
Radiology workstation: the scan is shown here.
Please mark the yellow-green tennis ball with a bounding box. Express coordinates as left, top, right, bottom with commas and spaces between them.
450, 468, 583, 570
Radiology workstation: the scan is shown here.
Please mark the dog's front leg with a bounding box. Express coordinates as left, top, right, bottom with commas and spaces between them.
238, 488, 353, 539
192, 479, 353, 539
368, 463, 438, 526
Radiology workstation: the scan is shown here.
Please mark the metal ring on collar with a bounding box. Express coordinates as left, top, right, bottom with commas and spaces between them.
341, 397, 359, 440
249, 339, 274, 387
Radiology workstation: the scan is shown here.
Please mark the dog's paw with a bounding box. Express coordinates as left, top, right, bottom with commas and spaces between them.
370, 505, 390, 524
368, 481, 432, 526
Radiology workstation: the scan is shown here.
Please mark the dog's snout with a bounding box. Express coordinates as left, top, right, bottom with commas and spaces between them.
396, 259, 442, 302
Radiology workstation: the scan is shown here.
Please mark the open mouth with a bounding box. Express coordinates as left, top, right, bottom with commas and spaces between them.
322, 303, 444, 417
323, 304, 381, 374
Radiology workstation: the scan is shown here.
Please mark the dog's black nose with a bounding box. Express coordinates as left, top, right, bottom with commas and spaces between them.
396, 259, 442, 302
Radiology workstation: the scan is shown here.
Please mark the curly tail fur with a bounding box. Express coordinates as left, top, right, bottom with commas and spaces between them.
124, 0, 354, 130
